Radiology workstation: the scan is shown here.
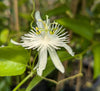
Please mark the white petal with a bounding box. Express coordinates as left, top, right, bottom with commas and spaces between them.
62, 43, 74, 56
10, 39, 21, 45
37, 48, 47, 76
37, 68, 43, 76
35, 11, 44, 29
48, 48, 65, 73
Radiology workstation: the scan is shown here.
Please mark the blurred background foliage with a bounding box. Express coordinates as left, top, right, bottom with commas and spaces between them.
0, 0, 100, 91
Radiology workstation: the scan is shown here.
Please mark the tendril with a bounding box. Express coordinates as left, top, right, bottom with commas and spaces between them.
30, 0, 35, 29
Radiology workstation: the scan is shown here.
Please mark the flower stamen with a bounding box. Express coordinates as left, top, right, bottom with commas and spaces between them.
35, 27, 41, 34
38, 19, 48, 30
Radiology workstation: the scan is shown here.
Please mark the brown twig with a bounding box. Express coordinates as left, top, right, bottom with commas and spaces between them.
13, 0, 19, 31
70, 0, 80, 16
76, 56, 82, 91
81, 0, 87, 15
40, 73, 83, 85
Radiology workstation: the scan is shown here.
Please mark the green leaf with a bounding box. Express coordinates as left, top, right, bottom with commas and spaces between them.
0, 2, 7, 12
43, 5, 68, 17
0, 29, 9, 43
0, 77, 11, 91
0, 46, 30, 76
93, 44, 100, 79
56, 18, 94, 40
19, 13, 31, 21
26, 51, 72, 91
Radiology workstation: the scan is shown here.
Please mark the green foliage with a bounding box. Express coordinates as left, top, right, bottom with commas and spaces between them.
19, 13, 31, 21
56, 17, 94, 40
0, 46, 30, 76
86, 0, 94, 8
0, 2, 7, 12
93, 3, 100, 16
93, 44, 100, 79
0, 77, 11, 91
0, 17, 8, 30
26, 51, 72, 91
18, 0, 29, 6
0, 29, 9, 44
44, 5, 68, 17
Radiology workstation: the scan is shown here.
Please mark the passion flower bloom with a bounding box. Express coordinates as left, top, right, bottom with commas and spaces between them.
11, 11, 74, 76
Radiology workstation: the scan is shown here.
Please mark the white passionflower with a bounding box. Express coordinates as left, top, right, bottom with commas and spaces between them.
11, 11, 74, 76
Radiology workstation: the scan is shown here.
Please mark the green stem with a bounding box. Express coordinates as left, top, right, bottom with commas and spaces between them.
40, 73, 83, 85
32, 53, 38, 69
40, 76, 58, 84
58, 73, 83, 84
13, 72, 34, 91
29, 49, 32, 67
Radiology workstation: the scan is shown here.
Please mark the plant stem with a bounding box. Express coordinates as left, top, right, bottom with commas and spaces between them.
40, 73, 83, 85
79, 55, 82, 73
76, 76, 81, 91
32, 53, 38, 69
58, 73, 83, 84
76, 56, 82, 91
13, 0, 19, 31
13, 72, 34, 91
40, 76, 58, 84
29, 49, 32, 67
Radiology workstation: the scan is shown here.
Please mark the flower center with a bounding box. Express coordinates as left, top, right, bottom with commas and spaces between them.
41, 34, 50, 46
